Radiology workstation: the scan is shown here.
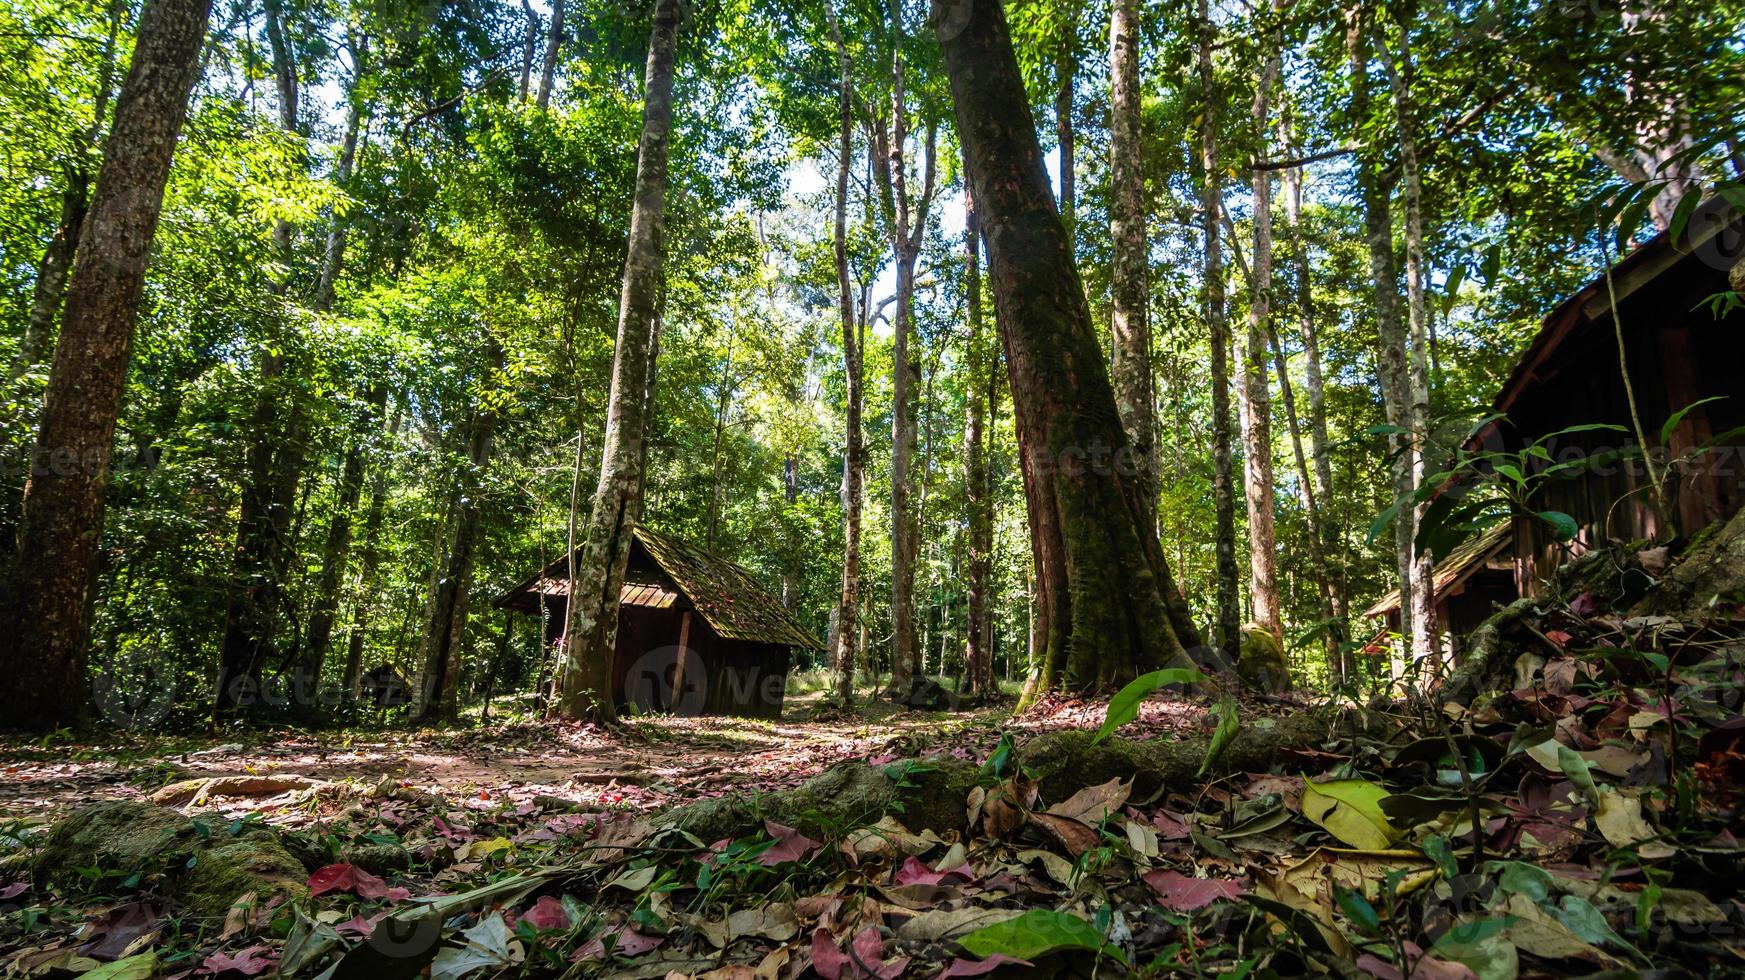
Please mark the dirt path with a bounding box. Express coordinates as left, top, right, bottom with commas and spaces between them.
0, 692, 1213, 828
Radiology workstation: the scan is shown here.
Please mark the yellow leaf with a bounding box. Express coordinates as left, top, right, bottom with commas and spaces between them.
1301, 777, 1401, 850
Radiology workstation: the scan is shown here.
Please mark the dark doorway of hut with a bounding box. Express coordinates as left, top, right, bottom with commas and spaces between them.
495, 526, 822, 718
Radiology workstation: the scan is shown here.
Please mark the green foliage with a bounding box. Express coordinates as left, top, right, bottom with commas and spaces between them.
1093, 669, 1205, 745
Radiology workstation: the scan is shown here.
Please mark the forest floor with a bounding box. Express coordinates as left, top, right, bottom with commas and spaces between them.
4, 539, 1745, 980
0, 692, 1211, 828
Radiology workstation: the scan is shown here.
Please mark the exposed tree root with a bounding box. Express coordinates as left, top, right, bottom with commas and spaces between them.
655, 711, 1346, 843
149, 774, 337, 807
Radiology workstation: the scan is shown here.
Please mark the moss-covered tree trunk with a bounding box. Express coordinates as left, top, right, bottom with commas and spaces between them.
1198, 0, 1241, 660
1107, 0, 1155, 512
555, 0, 679, 723
1, 0, 212, 730
935, 0, 1204, 699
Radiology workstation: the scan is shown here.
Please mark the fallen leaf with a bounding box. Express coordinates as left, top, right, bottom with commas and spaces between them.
1028, 812, 1100, 857
1141, 870, 1244, 911
760, 820, 821, 866
73, 951, 158, 980
1045, 777, 1131, 825
307, 863, 395, 899
957, 908, 1117, 963
199, 944, 276, 976
518, 895, 570, 931
1301, 777, 1400, 850
1594, 791, 1675, 859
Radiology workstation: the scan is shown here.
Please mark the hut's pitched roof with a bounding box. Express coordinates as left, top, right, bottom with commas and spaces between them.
495, 526, 822, 650
1364, 523, 1512, 619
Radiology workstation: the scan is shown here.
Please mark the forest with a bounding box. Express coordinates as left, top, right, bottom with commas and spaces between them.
1, 0, 1744, 975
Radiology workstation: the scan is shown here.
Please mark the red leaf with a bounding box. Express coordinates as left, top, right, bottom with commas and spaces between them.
571, 925, 665, 961
0, 882, 27, 900
1142, 870, 1244, 911
940, 954, 1033, 976
1148, 808, 1192, 840
520, 896, 570, 931
334, 912, 385, 938
759, 819, 821, 866
813, 927, 906, 980
892, 856, 973, 887
306, 863, 391, 899
200, 945, 277, 976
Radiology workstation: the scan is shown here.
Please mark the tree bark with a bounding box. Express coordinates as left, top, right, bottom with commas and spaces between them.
962, 185, 991, 696
415, 402, 496, 723
869, 0, 936, 700
935, 0, 1204, 700
518, 0, 537, 101
343, 400, 401, 698
535, 0, 563, 109
1199, 0, 1241, 658
215, 0, 305, 722
303, 385, 384, 692
0, 0, 212, 730
555, 0, 680, 722
827, 2, 859, 707
1107, 0, 1156, 513
1380, 20, 1437, 667
1243, 25, 1283, 645
1348, 6, 1414, 678
1054, 10, 1074, 243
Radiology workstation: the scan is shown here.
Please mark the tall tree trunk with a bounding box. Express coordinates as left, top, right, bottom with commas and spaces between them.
416, 403, 496, 722
518, 0, 537, 101
1347, 6, 1414, 676
314, 34, 366, 312
0, 0, 211, 731
869, 0, 936, 700
1243, 28, 1283, 644
1380, 20, 1437, 667
303, 384, 383, 692
827, 2, 858, 707
1107, 0, 1156, 512
555, 0, 679, 722
962, 185, 991, 696
215, 0, 304, 722
535, 0, 563, 109
1198, 0, 1241, 659
343, 400, 401, 697
935, 0, 1204, 700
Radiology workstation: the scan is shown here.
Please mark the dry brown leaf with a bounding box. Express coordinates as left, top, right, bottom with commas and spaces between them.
1045, 777, 1131, 825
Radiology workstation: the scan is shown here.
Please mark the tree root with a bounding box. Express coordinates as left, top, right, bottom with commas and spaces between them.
149, 774, 337, 807
654, 711, 1346, 844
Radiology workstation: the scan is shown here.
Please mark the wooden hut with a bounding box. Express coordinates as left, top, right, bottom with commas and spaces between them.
494, 526, 819, 718
1369, 204, 1745, 650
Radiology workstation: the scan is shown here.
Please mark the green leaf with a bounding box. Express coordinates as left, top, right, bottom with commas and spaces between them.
1093, 668, 1205, 745
1301, 777, 1400, 850
1557, 745, 1599, 805
1431, 918, 1521, 980
1335, 886, 1381, 934
1367, 499, 1402, 546
1421, 834, 1458, 879
1198, 695, 1240, 777
1659, 396, 1725, 446
958, 908, 1121, 962
1537, 510, 1580, 542
1668, 188, 1702, 242
1496, 861, 1552, 903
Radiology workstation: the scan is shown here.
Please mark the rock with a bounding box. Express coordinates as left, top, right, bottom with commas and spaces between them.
31, 802, 308, 916
1237, 623, 1291, 693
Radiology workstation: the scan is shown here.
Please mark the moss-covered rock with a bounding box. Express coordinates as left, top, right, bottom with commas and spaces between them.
31, 801, 308, 917
1237, 624, 1291, 692
1633, 507, 1745, 620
